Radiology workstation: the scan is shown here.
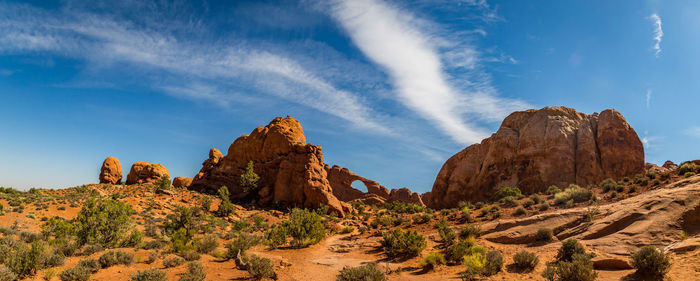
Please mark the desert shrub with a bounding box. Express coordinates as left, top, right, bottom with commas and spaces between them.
130, 268, 166, 281
216, 186, 235, 217
181, 250, 200, 261
336, 263, 386, 281
286, 208, 326, 248
462, 252, 486, 279
80, 244, 103, 256
5, 241, 46, 278
383, 201, 424, 214
513, 250, 539, 272
154, 175, 170, 192
195, 235, 218, 254
179, 262, 206, 281
483, 251, 503, 276
50, 238, 78, 257
98, 250, 134, 268
412, 213, 433, 224
684, 172, 696, 178
421, 252, 446, 271
122, 230, 144, 248
554, 186, 592, 205
522, 199, 536, 208
536, 227, 554, 242
41, 216, 75, 238
58, 265, 92, 281
678, 162, 697, 175
141, 240, 166, 250
226, 233, 262, 258
513, 207, 527, 216
499, 196, 518, 207
245, 255, 275, 280
199, 196, 212, 213
44, 269, 57, 281
240, 161, 260, 193
556, 239, 589, 262
339, 226, 354, 234
163, 256, 185, 268
265, 224, 288, 249
75, 199, 134, 247
435, 220, 455, 245
459, 224, 481, 239
631, 246, 670, 278
381, 229, 426, 258
600, 178, 617, 193
163, 206, 200, 240
543, 254, 597, 281
0, 265, 17, 281
76, 258, 100, 273
539, 202, 550, 211
19, 231, 43, 243
493, 187, 522, 201
546, 185, 561, 195
146, 251, 157, 264
44, 252, 66, 267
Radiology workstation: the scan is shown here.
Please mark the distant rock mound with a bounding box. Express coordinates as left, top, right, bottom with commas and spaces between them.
647, 160, 678, 174
188, 116, 350, 216
325, 165, 423, 205
126, 162, 169, 185
99, 157, 122, 184
173, 176, 193, 189
429, 106, 644, 208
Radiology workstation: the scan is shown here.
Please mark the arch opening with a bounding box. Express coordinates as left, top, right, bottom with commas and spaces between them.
351, 180, 368, 193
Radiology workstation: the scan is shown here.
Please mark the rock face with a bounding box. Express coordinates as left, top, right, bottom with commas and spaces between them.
325, 164, 423, 205
172, 177, 193, 189
429, 107, 644, 208
126, 162, 169, 185
99, 157, 122, 184
188, 117, 350, 216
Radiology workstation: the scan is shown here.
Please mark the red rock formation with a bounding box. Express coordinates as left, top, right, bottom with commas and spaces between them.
189, 117, 350, 216
126, 162, 169, 185
173, 177, 193, 189
325, 164, 423, 205
429, 107, 644, 209
99, 157, 122, 184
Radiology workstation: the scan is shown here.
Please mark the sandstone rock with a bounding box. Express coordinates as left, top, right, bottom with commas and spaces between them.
350, 194, 386, 205
592, 257, 633, 270
125, 162, 169, 185
172, 176, 193, 189
429, 107, 644, 208
189, 116, 350, 216
326, 165, 390, 201
99, 157, 122, 184
662, 160, 679, 170
388, 188, 424, 205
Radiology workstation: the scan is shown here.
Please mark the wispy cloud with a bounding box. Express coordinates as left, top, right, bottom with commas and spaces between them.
646, 89, 652, 108
685, 127, 700, 138
649, 13, 663, 58
329, 0, 529, 144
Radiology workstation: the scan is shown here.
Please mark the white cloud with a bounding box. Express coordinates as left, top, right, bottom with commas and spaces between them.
330, 0, 529, 144
685, 127, 700, 138
649, 13, 663, 57
646, 89, 652, 108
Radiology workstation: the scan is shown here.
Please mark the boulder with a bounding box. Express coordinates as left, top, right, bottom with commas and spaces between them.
388, 188, 424, 205
189, 116, 350, 216
430, 107, 644, 208
99, 157, 122, 184
662, 160, 679, 170
172, 176, 193, 189
126, 162, 169, 185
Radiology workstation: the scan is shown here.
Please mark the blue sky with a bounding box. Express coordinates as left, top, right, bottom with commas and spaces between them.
1, 0, 699, 192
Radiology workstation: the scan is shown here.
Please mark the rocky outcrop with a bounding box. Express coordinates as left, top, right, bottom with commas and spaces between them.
99, 157, 122, 184
325, 164, 423, 205
126, 162, 169, 185
173, 177, 193, 189
429, 107, 644, 208
189, 116, 351, 216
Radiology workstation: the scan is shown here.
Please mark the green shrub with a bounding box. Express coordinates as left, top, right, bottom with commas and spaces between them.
59, 265, 92, 281
546, 185, 561, 195
554, 185, 592, 205
493, 187, 522, 201
216, 186, 235, 217
44, 252, 66, 268
265, 224, 288, 249
0, 265, 17, 281
181, 250, 200, 261
411, 213, 433, 224
75, 199, 134, 247
336, 263, 386, 281
539, 203, 550, 211
445, 237, 475, 263
199, 196, 212, 213
245, 255, 276, 280
381, 229, 426, 258
522, 199, 536, 208
41, 216, 75, 238
98, 251, 134, 268
556, 239, 588, 262
600, 178, 617, 193
499, 196, 518, 207
5, 241, 46, 278
462, 252, 486, 279
435, 220, 455, 245
163, 206, 200, 240
684, 172, 696, 178
631, 246, 670, 278
122, 230, 144, 248
512, 250, 539, 272
483, 251, 503, 276
382, 202, 424, 214
195, 235, 218, 254
76, 258, 100, 273
163, 256, 185, 268
421, 252, 445, 271
179, 262, 206, 281
286, 208, 326, 248
80, 244, 103, 256
154, 175, 170, 191
240, 161, 260, 193
679, 162, 697, 175
50, 238, 78, 257
543, 254, 597, 281
513, 207, 526, 216
226, 233, 262, 258
130, 268, 166, 281
536, 227, 554, 242
459, 224, 481, 239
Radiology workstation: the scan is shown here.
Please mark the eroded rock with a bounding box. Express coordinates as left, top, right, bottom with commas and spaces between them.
99, 156, 123, 184
126, 162, 169, 185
